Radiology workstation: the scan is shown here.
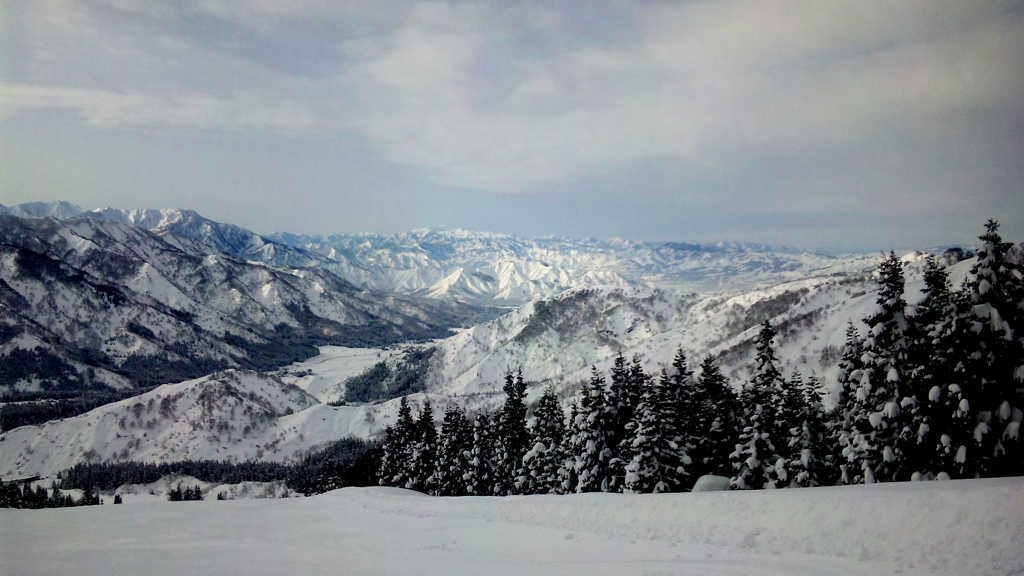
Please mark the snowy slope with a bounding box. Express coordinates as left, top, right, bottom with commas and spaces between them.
0, 214, 461, 395
0, 366, 474, 478
411, 252, 966, 404
2, 479, 1021, 576
278, 346, 403, 404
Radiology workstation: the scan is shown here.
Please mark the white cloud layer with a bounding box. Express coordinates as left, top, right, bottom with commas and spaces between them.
1, 0, 1021, 248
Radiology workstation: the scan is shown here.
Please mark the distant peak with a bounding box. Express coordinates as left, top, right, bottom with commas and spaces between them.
0, 200, 84, 219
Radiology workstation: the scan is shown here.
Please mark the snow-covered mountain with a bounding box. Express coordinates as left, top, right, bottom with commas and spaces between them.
272, 229, 881, 305
2, 202, 879, 306
0, 368, 464, 478
0, 244, 976, 478
0, 203, 332, 271
357, 250, 976, 406
0, 214, 463, 398
85, 207, 332, 270
0, 201, 86, 219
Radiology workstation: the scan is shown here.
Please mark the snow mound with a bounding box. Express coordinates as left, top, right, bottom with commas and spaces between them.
691, 474, 731, 492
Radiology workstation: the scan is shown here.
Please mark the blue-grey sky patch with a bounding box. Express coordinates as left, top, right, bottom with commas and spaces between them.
1, 0, 1021, 252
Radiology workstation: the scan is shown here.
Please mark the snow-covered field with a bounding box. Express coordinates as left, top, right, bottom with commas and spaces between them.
281, 345, 400, 403
2, 478, 1021, 576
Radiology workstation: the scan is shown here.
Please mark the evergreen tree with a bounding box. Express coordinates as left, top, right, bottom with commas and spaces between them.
832, 322, 870, 484
604, 354, 641, 492
784, 372, 830, 487
698, 354, 740, 478
407, 399, 438, 493
565, 368, 613, 492
434, 405, 473, 496
556, 404, 580, 493
494, 371, 529, 495
731, 322, 786, 490
517, 387, 568, 495
379, 396, 416, 488
855, 252, 914, 483
465, 413, 497, 495
956, 220, 1024, 477
905, 255, 960, 478
624, 368, 688, 493
665, 347, 699, 489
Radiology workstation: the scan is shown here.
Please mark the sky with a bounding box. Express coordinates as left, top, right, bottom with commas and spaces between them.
0, 0, 1021, 253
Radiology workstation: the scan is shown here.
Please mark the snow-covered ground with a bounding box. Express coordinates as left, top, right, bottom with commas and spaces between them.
279, 345, 400, 404
2, 478, 1021, 576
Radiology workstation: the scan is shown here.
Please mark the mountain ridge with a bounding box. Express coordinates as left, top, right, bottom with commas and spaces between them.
2, 201, 879, 306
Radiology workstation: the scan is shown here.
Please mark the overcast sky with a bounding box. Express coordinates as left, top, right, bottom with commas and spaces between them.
1, 1, 1021, 252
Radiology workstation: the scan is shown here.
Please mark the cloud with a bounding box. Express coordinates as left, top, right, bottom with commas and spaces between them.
1, 0, 1021, 248
0, 83, 325, 135
329, 1, 1023, 194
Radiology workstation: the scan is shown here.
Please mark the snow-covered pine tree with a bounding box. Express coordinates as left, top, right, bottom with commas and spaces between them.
434, 405, 473, 496
904, 255, 960, 478
465, 412, 497, 495
784, 371, 830, 487
731, 321, 784, 490
624, 368, 688, 493
773, 366, 810, 487
517, 387, 568, 495
556, 403, 580, 493
494, 370, 529, 495
955, 220, 1024, 477
566, 368, 613, 493
407, 399, 437, 493
605, 354, 642, 492
853, 252, 915, 483
831, 322, 870, 484
379, 395, 416, 487
698, 354, 740, 478
664, 347, 699, 488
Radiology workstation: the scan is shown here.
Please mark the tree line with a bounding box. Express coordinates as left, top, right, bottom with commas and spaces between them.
0, 480, 102, 509
53, 437, 381, 497
378, 220, 1023, 495
167, 484, 204, 501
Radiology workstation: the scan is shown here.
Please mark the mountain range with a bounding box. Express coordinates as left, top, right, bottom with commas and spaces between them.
0, 211, 467, 402
0, 200, 985, 479
1, 201, 879, 306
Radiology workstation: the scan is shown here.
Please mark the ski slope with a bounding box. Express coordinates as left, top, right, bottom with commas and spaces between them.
2, 478, 1021, 576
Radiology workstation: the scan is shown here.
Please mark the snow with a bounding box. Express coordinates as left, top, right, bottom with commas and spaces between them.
110, 475, 300, 503
279, 346, 400, 403
691, 474, 731, 492
0, 369, 475, 479
2, 478, 1021, 576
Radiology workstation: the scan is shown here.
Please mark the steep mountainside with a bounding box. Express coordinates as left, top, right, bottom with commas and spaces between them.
85, 207, 331, 270
0, 214, 462, 401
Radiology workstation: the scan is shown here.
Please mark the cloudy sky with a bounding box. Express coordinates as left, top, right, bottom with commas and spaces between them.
1, 1, 1021, 252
